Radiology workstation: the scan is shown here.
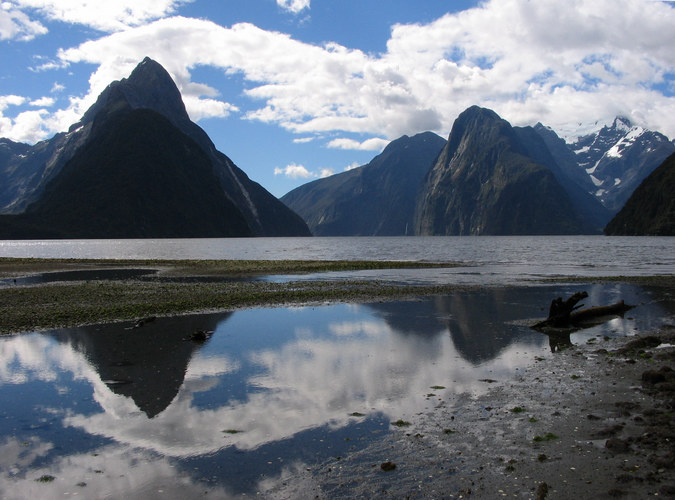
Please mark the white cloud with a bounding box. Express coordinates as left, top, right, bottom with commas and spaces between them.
182, 95, 238, 121
327, 137, 389, 151
344, 161, 361, 172
0, 3, 46, 40
0, 94, 26, 109
274, 162, 335, 179
0, 95, 53, 142
274, 163, 313, 179
4, 0, 675, 145
292, 136, 315, 143
9, 0, 191, 32
29, 96, 54, 107
276, 0, 310, 14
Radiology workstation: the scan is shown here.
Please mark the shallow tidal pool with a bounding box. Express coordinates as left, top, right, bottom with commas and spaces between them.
0, 283, 671, 499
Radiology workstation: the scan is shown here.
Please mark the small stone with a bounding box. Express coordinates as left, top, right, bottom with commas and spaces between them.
605, 437, 630, 453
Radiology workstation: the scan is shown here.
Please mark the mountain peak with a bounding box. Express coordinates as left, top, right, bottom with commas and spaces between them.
75, 57, 189, 131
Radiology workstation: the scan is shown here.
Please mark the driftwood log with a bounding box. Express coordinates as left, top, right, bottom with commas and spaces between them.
532, 291, 634, 330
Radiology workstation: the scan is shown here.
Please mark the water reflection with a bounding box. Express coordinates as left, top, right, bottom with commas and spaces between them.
0, 284, 671, 498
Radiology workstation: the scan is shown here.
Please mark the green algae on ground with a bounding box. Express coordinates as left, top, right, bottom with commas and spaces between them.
0, 257, 457, 278
391, 419, 411, 427
0, 258, 465, 334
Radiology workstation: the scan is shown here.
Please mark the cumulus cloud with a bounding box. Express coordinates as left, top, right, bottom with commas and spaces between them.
182, 95, 238, 121
276, 0, 310, 14
4, 0, 675, 145
327, 137, 389, 151
274, 163, 336, 179
0, 95, 52, 142
0, 2, 47, 40
8, 0, 191, 33
29, 96, 54, 106
274, 163, 313, 179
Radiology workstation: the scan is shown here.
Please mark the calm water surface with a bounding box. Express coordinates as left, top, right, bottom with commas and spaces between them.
1, 283, 673, 499
0, 236, 673, 286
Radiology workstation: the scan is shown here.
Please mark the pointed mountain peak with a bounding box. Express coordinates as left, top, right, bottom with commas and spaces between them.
74, 57, 189, 131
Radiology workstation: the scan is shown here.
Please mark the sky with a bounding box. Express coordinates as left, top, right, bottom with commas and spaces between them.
1, 0, 675, 197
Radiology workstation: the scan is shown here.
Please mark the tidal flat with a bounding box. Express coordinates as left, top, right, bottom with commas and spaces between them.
0, 258, 459, 334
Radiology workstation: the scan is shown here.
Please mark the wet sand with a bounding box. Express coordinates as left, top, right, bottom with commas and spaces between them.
265, 327, 675, 499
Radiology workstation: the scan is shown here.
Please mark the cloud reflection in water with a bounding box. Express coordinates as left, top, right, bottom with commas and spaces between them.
0, 284, 668, 497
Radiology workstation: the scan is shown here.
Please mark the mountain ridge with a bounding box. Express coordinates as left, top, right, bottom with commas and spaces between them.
281, 132, 446, 236
414, 106, 593, 235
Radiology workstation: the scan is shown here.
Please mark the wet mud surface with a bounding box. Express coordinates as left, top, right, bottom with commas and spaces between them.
266, 327, 675, 499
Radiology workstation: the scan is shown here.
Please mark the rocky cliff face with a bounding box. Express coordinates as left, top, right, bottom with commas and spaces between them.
414, 106, 594, 235
281, 132, 446, 236
0, 57, 310, 238
604, 153, 675, 236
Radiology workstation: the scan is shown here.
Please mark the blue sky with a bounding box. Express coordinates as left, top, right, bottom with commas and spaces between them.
1, 0, 675, 197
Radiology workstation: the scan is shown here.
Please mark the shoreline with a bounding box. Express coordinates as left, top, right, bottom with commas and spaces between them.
0, 258, 464, 335
1, 257, 673, 335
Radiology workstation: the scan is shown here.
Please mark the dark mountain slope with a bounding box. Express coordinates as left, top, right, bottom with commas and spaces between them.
86, 58, 310, 237
281, 132, 446, 236
0, 57, 310, 237
414, 106, 595, 235
0, 108, 251, 238
604, 153, 675, 236
514, 126, 612, 230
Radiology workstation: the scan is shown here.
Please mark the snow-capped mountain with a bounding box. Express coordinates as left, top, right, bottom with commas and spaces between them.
568, 117, 675, 213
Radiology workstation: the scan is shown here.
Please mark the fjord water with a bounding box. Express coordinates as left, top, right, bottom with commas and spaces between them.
0, 236, 673, 498
0, 235, 673, 282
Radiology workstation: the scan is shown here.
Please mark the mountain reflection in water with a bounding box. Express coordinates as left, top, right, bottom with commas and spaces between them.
0, 284, 671, 499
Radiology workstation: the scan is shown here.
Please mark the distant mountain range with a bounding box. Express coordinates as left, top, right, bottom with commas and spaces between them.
280, 132, 446, 236
1, 57, 671, 238
542, 117, 675, 214
0, 58, 310, 238
282, 107, 674, 236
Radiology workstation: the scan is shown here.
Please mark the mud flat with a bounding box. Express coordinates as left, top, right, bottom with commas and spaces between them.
0, 258, 461, 334
265, 327, 675, 499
